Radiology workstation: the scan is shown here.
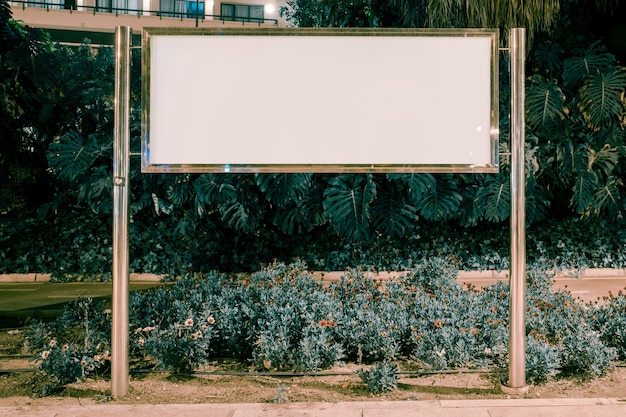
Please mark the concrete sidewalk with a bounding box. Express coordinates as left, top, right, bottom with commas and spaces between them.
1, 398, 625, 417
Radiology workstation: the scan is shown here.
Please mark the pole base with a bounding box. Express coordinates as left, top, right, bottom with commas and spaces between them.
500, 383, 530, 396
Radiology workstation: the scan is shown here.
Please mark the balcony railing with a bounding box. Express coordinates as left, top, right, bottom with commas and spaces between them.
10, 0, 279, 26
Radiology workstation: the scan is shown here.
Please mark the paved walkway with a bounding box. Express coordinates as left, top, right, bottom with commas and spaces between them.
1, 398, 625, 416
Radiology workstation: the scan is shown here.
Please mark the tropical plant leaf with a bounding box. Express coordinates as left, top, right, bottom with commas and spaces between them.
526, 75, 568, 132
533, 41, 564, 75
477, 174, 510, 222
47, 131, 100, 183
386, 173, 436, 202
78, 166, 112, 214
219, 194, 263, 234
457, 185, 483, 227
255, 173, 312, 208
193, 174, 237, 207
273, 181, 326, 234
174, 211, 197, 236
371, 181, 417, 239
570, 171, 598, 215
150, 193, 174, 216
588, 144, 619, 177
323, 175, 376, 242
563, 42, 616, 89
525, 177, 550, 224
557, 141, 588, 178
591, 176, 623, 218
416, 176, 462, 222
166, 175, 194, 206
578, 69, 626, 129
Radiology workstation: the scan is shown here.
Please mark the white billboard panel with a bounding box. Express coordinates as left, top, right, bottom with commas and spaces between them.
142, 28, 499, 173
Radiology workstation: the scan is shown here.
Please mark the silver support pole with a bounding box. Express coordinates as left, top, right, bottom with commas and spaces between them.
508, 27, 527, 390
112, 25, 131, 398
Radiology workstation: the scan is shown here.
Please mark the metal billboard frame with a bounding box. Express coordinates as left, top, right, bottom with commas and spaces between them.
112, 26, 526, 397
141, 27, 499, 174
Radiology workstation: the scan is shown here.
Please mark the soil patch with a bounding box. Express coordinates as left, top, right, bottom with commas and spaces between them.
2, 331, 626, 407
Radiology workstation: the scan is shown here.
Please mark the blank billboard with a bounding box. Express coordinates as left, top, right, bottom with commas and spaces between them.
142, 28, 499, 173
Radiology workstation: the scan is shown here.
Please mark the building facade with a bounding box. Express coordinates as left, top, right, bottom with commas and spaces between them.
10, 0, 288, 44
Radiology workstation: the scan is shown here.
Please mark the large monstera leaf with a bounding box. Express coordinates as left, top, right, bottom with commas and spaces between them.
78, 165, 112, 214
416, 176, 462, 222
477, 174, 510, 223
571, 170, 598, 215
272, 182, 326, 235
193, 174, 236, 213
563, 42, 616, 90
457, 184, 483, 227
47, 131, 101, 183
525, 176, 550, 225
219, 192, 263, 234
386, 173, 436, 202
255, 173, 312, 208
371, 180, 418, 239
578, 69, 626, 130
323, 174, 376, 242
591, 176, 623, 218
526, 75, 568, 133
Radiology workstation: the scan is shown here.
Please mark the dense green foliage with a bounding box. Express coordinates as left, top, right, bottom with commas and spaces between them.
25, 260, 624, 395
1, 0, 625, 277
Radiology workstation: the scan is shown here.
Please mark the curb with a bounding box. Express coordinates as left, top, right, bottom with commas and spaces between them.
1, 269, 625, 283
0, 273, 163, 283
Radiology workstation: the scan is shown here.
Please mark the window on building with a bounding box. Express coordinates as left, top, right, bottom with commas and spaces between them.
220, 3, 263, 23
186, 0, 204, 18
96, 0, 141, 14
96, 0, 112, 12
27, 0, 62, 9
160, 0, 185, 17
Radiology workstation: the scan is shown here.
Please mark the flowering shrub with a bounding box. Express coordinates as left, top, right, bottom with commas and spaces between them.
592, 292, 626, 360
24, 259, 625, 395
25, 297, 111, 396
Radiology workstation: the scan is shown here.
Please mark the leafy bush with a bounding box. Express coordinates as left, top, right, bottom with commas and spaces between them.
358, 360, 399, 394
24, 260, 626, 395
25, 298, 111, 396
592, 292, 626, 360
525, 335, 561, 384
